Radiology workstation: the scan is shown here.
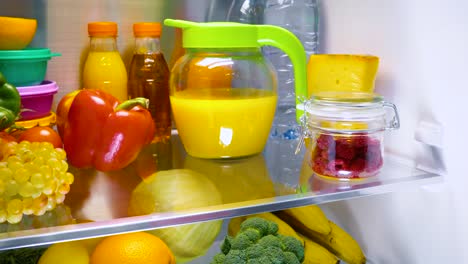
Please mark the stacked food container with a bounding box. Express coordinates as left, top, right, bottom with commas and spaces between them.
0, 16, 60, 128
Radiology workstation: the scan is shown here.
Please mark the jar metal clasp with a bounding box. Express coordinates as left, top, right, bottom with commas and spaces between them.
383, 101, 400, 130
294, 125, 309, 155
294, 97, 311, 155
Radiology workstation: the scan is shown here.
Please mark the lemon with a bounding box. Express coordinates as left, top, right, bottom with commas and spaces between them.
0, 16, 37, 50
38, 241, 89, 264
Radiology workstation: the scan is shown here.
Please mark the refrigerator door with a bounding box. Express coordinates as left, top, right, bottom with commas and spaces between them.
319, 0, 468, 262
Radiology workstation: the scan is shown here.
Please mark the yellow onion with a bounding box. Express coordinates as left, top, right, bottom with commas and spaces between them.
128, 169, 223, 263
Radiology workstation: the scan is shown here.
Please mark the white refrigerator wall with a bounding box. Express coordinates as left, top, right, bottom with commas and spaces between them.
319, 0, 468, 262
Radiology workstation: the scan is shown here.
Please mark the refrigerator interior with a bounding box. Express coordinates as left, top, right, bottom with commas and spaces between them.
1, 0, 466, 262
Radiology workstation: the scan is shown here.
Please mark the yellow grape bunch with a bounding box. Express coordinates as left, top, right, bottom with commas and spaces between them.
0, 139, 74, 224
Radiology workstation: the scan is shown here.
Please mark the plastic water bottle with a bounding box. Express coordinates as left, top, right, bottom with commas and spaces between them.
204, 0, 319, 186
264, 0, 319, 118
205, 0, 265, 24
262, 0, 319, 185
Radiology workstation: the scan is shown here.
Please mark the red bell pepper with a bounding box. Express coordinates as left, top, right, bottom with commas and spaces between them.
57, 89, 155, 171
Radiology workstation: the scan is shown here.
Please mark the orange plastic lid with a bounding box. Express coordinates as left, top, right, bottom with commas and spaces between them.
88, 22, 118, 37
15, 112, 56, 129
133, 22, 162, 37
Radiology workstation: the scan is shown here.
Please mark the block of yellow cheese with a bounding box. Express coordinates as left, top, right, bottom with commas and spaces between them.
307, 54, 379, 96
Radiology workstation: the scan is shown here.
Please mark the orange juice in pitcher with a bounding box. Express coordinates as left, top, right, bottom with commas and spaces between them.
165, 19, 307, 159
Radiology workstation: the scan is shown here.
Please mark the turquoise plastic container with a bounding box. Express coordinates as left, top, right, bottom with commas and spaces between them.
0, 48, 61, 86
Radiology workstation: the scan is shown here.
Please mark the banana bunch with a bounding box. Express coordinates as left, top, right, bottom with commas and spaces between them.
228, 206, 366, 264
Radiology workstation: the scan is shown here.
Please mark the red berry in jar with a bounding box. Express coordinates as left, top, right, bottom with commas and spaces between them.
311, 133, 383, 179
303, 93, 400, 180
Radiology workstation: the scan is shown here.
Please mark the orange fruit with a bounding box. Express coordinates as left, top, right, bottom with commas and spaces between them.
0, 16, 37, 50
90, 232, 175, 264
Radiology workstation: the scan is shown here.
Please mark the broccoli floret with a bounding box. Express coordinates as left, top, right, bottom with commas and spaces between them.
257, 235, 282, 249
263, 246, 285, 264
247, 256, 272, 264
242, 228, 262, 242
212, 217, 305, 264
267, 221, 279, 235
283, 252, 301, 264
247, 247, 285, 264
245, 244, 264, 259
211, 253, 226, 264
240, 217, 272, 236
231, 233, 254, 250
279, 234, 305, 262
221, 236, 233, 255
224, 250, 247, 264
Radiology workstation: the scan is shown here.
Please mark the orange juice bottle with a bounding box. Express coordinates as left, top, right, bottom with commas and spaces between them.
83, 22, 128, 101
128, 22, 171, 142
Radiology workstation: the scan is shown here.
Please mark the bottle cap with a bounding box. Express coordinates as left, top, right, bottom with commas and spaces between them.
88, 22, 118, 37
133, 22, 162, 37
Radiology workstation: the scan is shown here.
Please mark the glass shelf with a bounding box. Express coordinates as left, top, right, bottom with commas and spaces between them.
0, 133, 442, 251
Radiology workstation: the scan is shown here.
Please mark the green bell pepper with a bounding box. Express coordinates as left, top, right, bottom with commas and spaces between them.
0, 72, 21, 131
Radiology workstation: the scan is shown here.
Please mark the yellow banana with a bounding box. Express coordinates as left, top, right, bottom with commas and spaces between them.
275, 205, 331, 235
227, 216, 244, 236
227, 212, 304, 245
300, 220, 366, 264
300, 234, 339, 264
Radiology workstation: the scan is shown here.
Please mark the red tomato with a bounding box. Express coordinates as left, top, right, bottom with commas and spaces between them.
18, 126, 63, 148
0, 131, 16, 142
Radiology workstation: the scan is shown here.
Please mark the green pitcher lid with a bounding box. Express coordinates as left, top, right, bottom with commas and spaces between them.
164, 19, 268, 48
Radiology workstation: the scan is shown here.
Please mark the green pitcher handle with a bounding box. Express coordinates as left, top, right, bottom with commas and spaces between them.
256, 25, 307, 123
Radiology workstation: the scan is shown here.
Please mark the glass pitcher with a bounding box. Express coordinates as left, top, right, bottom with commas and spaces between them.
164, 19, 307, 159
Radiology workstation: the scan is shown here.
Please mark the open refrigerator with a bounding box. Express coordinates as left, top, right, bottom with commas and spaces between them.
0, 0, 465, 263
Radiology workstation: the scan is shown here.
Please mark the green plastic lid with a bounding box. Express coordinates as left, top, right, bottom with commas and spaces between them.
164, 19, 264, 48
0, 48, 61, 60
164, 19, 308, 122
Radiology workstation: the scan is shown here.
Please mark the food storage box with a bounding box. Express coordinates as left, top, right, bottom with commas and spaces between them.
301, 92, 400, 181
17, 80, 59, 120
0, 48, 60, 86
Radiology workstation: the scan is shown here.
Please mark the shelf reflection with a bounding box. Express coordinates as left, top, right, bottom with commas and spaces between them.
184, 154, 276, 204
0, 205, 75, 233
299, 152, 385, 195
64, 139, 277, 223
65, 140, 174, 222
